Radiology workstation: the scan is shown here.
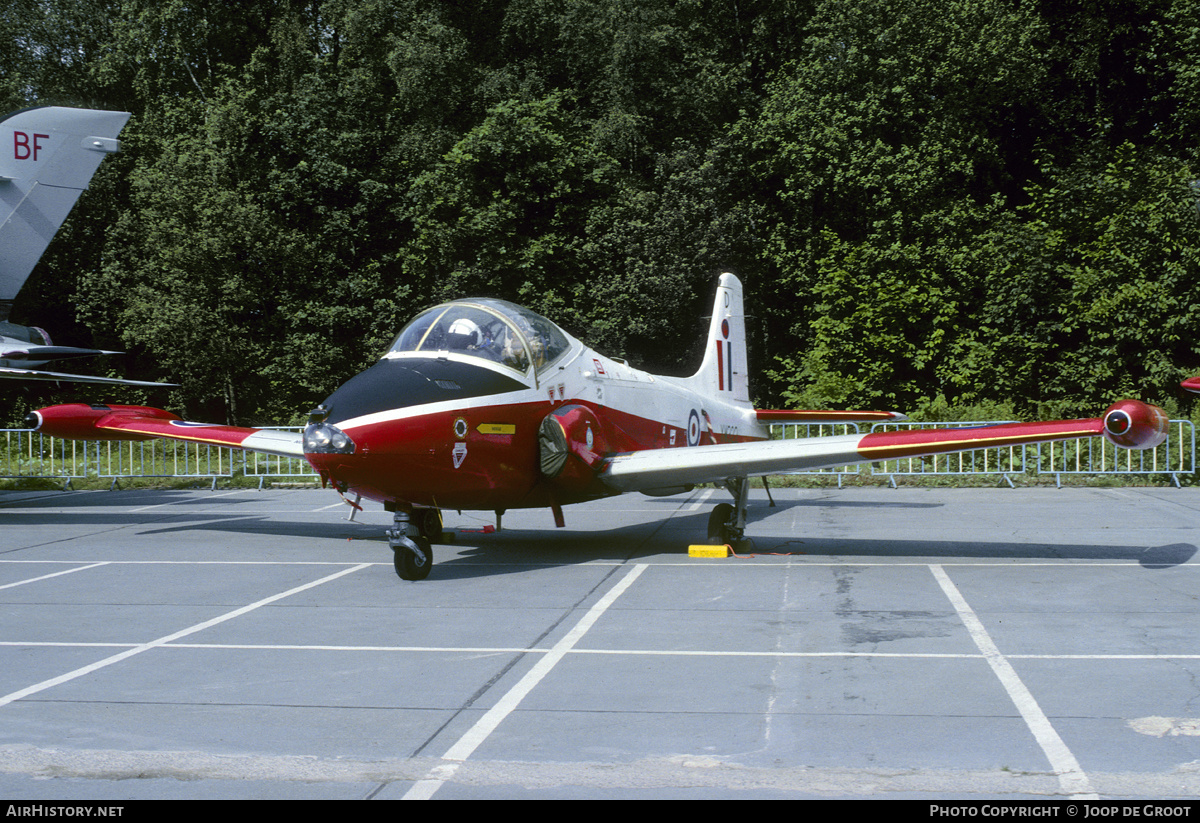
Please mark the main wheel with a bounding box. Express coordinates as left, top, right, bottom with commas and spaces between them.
707, 503, 734, 545
393, 536, 433, 581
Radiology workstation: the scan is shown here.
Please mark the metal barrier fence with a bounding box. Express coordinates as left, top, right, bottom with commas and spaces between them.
94, 437, 237, 489
0, 429, 240, 489
0, 430, 94, 488
769, 422, 862, 487
1037, 418, 1196, 487
2, 420, 1196, 487
867, 420, 1029, 487
0, 428, 314, 488
241, 428, 319, 487
865, 418, 1196, 487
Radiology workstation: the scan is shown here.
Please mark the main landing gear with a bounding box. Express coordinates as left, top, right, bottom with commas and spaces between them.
707, 476, 751, 548
386, 504, 444, 580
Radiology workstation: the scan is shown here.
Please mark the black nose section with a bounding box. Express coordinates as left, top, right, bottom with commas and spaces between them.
321, 359, 526, 423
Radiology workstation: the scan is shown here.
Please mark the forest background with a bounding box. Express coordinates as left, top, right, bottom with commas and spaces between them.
2, 0, 1200, 428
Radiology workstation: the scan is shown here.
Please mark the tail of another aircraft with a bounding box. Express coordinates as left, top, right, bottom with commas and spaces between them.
690, 272, 752, 405
0, 106, 131, 321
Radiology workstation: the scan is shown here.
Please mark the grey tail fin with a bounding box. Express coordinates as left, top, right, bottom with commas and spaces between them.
0, 106, 130, 322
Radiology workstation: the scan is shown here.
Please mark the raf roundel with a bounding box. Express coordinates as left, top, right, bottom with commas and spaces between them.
687, 409, 701, 446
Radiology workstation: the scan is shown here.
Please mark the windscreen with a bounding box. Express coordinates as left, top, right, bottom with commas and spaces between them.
389, 299, 570, 375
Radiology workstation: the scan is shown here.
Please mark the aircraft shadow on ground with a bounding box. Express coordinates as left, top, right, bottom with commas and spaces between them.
3, 499, 1193, 576
734, 534, 1197, 569
0, 490, 266, 509
446, 514, 1196, 572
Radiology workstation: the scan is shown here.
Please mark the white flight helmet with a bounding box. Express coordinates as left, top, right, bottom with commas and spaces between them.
447, 317, 482, 349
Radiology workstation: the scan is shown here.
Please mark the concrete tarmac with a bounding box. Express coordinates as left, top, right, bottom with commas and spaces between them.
1, 484, 1199, 800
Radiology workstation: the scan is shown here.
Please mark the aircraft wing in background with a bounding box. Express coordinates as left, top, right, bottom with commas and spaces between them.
1, 366, 178, 387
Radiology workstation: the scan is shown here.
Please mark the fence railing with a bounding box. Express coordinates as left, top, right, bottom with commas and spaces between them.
1036, 418, 1196, 487
1, 431, 95, 487
0, 428, 316, 489
2, 420, 1196, 488
769, 422, 862, 488
770, 418, 1196, 487
867, 420, 1029, 487
240, 428, 319, 487
864, 418, 1195, 487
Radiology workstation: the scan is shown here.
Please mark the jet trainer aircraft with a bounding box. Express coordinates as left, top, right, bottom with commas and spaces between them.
28, 274, 1169, 580
1, 105, 170, 387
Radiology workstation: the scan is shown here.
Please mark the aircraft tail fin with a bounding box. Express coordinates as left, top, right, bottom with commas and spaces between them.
691, 272, 752, 405
0, 106, 131, 321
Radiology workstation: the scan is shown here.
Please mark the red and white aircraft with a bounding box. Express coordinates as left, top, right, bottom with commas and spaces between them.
27, 274, 1169, 579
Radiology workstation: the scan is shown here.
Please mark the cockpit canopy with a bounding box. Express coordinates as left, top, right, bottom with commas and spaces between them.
388, 298, 572, 376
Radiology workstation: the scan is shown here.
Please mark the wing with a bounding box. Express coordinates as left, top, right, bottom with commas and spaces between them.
26, 403, 304, 459
600, 400, 1167, 492
0, 366, 178, 387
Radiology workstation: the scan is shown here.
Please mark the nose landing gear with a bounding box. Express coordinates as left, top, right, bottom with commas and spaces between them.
386, 504, 441, 580
392, 533, 432, 580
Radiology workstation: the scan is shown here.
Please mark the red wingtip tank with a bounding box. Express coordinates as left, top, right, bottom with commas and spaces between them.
1100, 399, 1169, 449
24, 403, 179, 441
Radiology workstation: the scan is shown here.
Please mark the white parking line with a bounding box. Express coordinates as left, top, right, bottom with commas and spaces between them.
0, 563, 372, 709
403, 563, 648, 800
5, 636, 1200, 664
0, 562, 109, 589
930, 564, 1097, 800
684, 488, 715, 511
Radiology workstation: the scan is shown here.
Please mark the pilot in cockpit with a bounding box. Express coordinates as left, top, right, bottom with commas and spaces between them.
446, 315, 531, 373
446, 318, 483, 351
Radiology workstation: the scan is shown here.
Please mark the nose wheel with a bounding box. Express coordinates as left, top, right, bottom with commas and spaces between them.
392, 535, 432, 580
386, 505, 435, 580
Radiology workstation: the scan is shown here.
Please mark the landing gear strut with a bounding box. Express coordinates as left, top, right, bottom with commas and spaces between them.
386, 505, 433, 580
707, 476, 750, 548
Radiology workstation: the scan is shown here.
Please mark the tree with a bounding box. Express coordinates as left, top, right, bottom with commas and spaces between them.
748, 0, 1048, 407
999, 146, 1200, 414
403, 92, 608, 322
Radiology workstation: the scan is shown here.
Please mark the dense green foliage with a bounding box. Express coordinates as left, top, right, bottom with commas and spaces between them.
3, 0, 1198, 424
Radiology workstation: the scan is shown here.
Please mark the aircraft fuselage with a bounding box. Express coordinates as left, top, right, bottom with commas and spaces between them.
306, 331, 765, 512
